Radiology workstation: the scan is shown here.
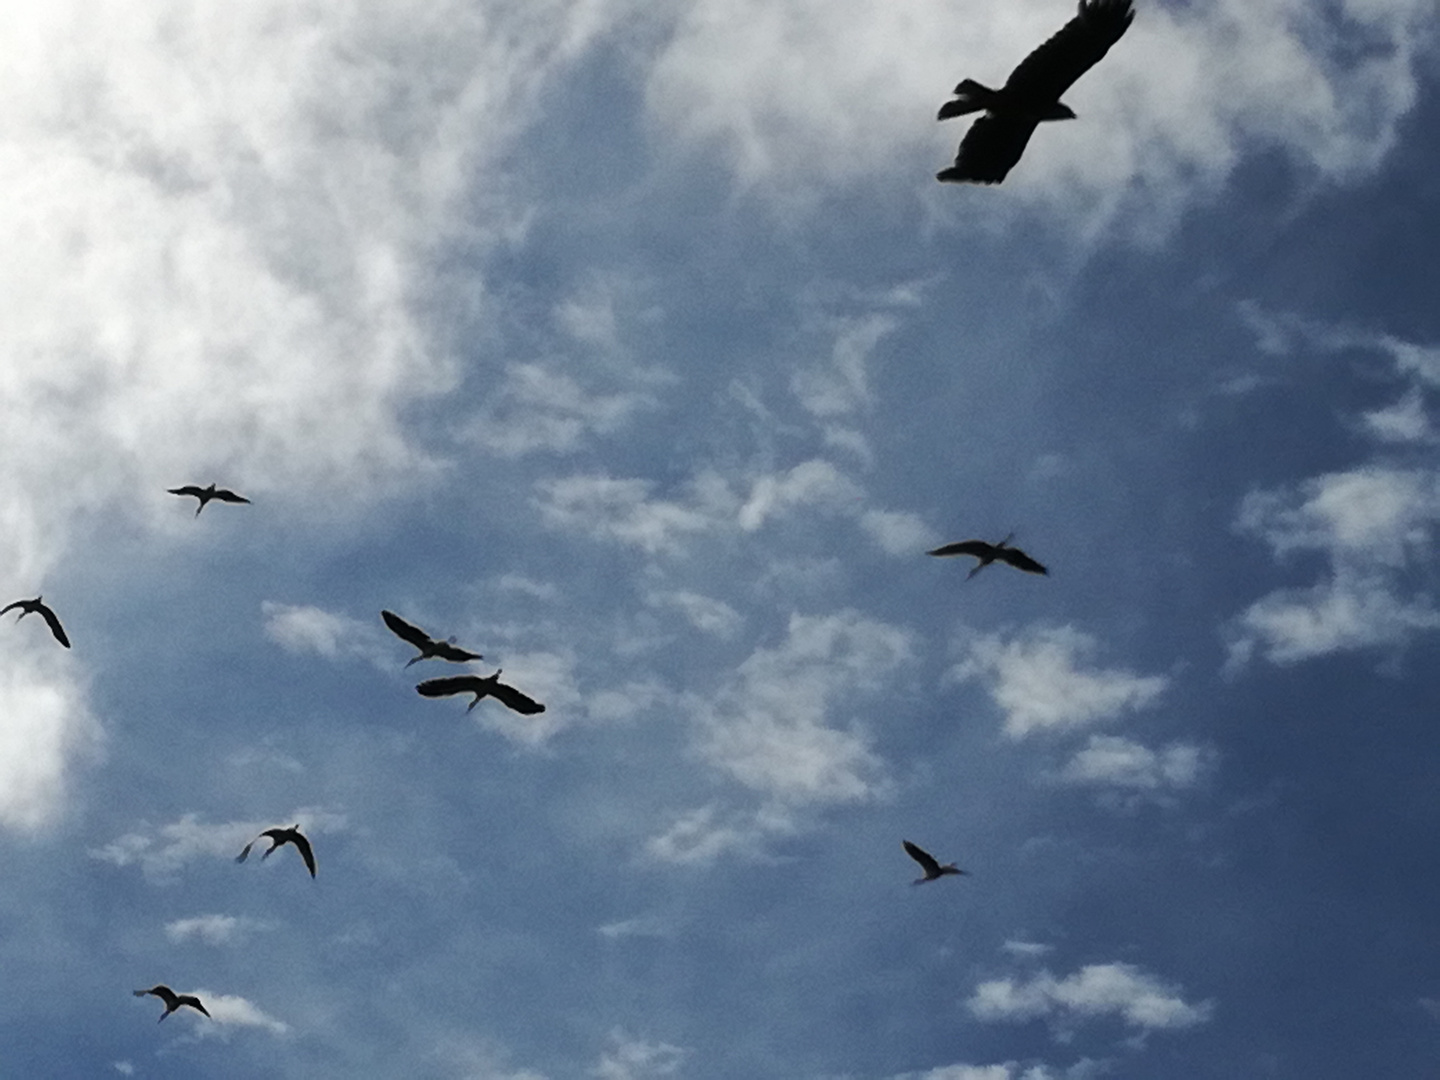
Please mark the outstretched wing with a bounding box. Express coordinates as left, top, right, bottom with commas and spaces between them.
167, 486, 204, 499
490, 681, 545, 715
0, 600, 22, 617
291, 831, 318, 877
1003, 0, 1135, 103
211, 488, 250, 505
997, 547, 1048, 575
927, 540, 993, 560
37, 603, 70, 648
382, 610, 435, 649
431, 640, 483, 664
416, 675, 481, 699
938, 114, 1040, 185
902, 839, 942, 877
236, 838, 258, 863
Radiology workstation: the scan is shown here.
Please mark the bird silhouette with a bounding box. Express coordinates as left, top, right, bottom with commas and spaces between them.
903, 840, 968, 884
927, 534, 1048, 579
416, 670, 545, 715
381, 610, 483, 667
0, 596, 70, 648
133, 985, 211, 1022
937, 0, 1135, 184
168, 483, 251, 516
236, 824, 316, 878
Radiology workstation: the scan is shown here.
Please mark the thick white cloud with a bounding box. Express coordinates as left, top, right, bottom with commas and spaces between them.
0, 654, 99, 829
953, 626, 1168, 738
193, 990, 289, 1036
968, 962, 1212, 1032
262, 601, 389, 666
644, 802, 796, 866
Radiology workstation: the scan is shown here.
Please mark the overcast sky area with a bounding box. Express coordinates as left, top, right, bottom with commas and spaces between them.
1, 1, 1439, 1077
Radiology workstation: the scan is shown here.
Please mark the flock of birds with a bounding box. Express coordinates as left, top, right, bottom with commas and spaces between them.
10, 0, 1130, 1036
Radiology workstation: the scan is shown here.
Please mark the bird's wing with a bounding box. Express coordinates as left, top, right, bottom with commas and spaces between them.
416, 675, 479, 699
212, 488, 250, 504
382, 610, 434, 649
998, 547, 1048, 575
939, 113, 1040, 185
490, 681, 546, 715
236, 838, 258, 863
1002, 0, 1134, 102
927, 540, 993, 559
167, 486, 203, 498
133, 988, 159, 999
292, 831, 317, 877
183, 996, 212, 1018
432, 641, 483, 663
37, 603, 70, 648
902, 840, 942, 876
0, 600, 21, 617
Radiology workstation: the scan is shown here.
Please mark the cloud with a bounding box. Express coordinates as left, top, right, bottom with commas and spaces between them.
968, 962, 1212, 1033
859, 509, 941, 556
0, 654, 100, 830
1058, 736, 1212, 791
887, 1062, 1108, 1080
91, 808, 344, 882
1362, 389, 1432, 444
261, 602, 389, 666
165, 914, 272, 946
644, 803, 795, 866
591, 1030, 685, 1080
1002, 940, 1055, 960
466, 363, 659, 457
645, 589, 744, 638
597, 915, 673, 941
194, 991, 289, 1036
953, 626, 1168, 739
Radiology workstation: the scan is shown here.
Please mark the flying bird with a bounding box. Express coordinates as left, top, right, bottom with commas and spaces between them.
416, 670, 545, 715
168, 483, 251, 516
133, 985, 211, 1022
0, 596, 70, 648
936, 0, 1135, 184
237, 824, 316, 878
903, 840, 968, 885
381, 610, 483, 667
927, 534, 1048, 579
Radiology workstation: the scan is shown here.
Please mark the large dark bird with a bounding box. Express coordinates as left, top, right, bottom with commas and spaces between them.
937, 0, 1135, 184
133, 985, 211, 1022
416, 670, 545, 715
237, 824, 316, 878
381, 610, 483, 667
928, 534, 1048, 579
0, 596, 70, 648
168, 483, 251, 516
903, 839, 968, 884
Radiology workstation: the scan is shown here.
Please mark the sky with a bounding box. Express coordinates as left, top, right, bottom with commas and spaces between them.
0, 0, 1438, 1077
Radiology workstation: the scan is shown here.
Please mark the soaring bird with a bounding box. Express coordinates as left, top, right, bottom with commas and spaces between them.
237, 824, 316, 878
0, 596, 70, 648
928, 534, 1048, 579
381, 610, 483, 667
133, 985, 211, 1022
416, 670, 545, 715
168, 483, 251, 516
936, 0, 1135, 184
903, 840, 968, 885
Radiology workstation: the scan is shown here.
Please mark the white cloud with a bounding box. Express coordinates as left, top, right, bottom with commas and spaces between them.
1002, 940, 1055, 960
1362, 389, 1432, 444
646, 589, 743, 639
736, 460, 862, 531
194, 990, 289, 1036
859, 508, 941, 556
887, 1062, 1107, 1080
111, 1064, 135, 1077
534, 473, 734, 556
591, 1030, 685, 1080
1059, 736, 1211, 791
0, 654, 100, 830
968, 962, 1212, 1032
790, 312, 896, 419
466, 363, 658, 457
91, 808, 344, 881
644, 803, 794, 866
597, 915, 673, 940
953, 626, 1168, 739
261, 601, 388, 666
165, 914, 272, 946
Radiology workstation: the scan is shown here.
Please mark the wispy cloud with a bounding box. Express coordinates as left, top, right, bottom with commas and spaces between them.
261, 602, 389, 667
193, 991, 289, 1036
91, 809, 344, 882
165, 914, 273, 946
591, 1030, 685, 1080
953, 627, 1168, 739
645, 589, 744, 639
968, 962, 1212, 1033
466, 363, 659, 457
644, 803, 795, 866
1058, 736, 1212, 792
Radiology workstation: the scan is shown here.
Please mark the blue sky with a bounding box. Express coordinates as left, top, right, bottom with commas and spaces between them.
1, 1, 1438, 1077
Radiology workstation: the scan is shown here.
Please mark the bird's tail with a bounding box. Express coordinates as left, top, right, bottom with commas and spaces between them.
236, 839, 256, 863
937, 79, 998, 121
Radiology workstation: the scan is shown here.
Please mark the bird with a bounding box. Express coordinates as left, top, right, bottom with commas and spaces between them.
168, 483, 251, 516
133, 985, 211, 1022
381, 610, 483, 667
936, 0, 1135, 184
927, 534, 1048, 579
236, 824, 316, 878
416, 670, 545, 715
0, 596, 70, 648
903, 839, 968, 884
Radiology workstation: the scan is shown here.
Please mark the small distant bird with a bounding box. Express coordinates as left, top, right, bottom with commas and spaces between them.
928, 534, 1048, 579
237, 824, 316, 878
0, 596, 70, 648
416, 670, 545, 715
381, 610, 483, 667
937, 0, 1135, 184
168, 483, 251, 516
903, 840, 968, 885
133, 985, 211, 1022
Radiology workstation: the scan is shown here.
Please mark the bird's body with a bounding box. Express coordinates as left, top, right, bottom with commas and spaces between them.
381, 610, 483, 667
237, 824, 316, 878
133, 985, 211, 1022
937, 0, 1135, 184
903, 840, 968, 884
168, 483, 251, 516
416, 670, 545, 715
0, 596, 70, 648
928, 535, 1048, 579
